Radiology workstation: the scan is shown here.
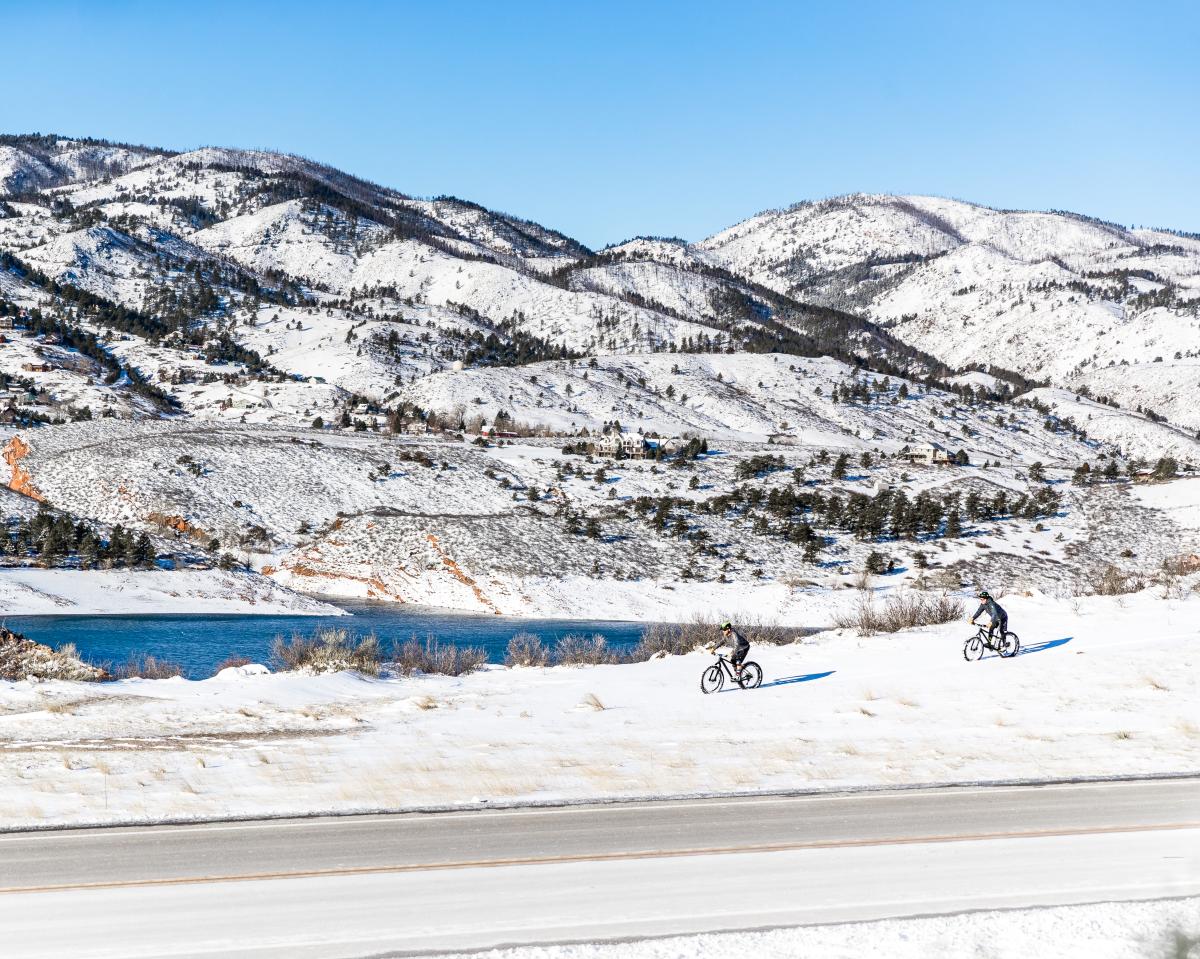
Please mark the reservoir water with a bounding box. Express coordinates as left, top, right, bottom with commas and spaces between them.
3, 602, 650, 678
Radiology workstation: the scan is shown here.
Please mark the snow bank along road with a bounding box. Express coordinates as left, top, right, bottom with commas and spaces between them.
0, 779, 1196, 958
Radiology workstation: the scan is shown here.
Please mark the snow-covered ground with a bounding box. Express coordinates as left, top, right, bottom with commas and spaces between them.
0, 589, 1194, 829
426, 896, 1200, 959
0, 568, 340, 615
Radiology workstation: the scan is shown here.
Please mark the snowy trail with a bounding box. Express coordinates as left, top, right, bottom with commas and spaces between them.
1, 781, 1196, 958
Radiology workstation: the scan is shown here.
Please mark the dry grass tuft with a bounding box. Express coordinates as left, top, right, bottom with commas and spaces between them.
631, 616, 799, 659
1085, 565, 1145, 596
214, 656, 252, 673
505, 632, 549, 667
114, 654, 185, 680
1114, 730, 1134, 740
555, 634, 619, 665
1144, 676, 1170, 692
578, 692, 607, 711
271, 629, 381, 675
833, 592, 963, 635
1175, 719, 1200, 738
390, 636, 487, 677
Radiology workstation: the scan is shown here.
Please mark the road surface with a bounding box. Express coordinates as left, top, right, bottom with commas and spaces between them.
0, 778, 1196, 958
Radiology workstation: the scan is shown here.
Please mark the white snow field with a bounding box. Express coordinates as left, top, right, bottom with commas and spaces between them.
0, 589, 1194, 830
0, 568, 339, 615
424, 896, 1200, 959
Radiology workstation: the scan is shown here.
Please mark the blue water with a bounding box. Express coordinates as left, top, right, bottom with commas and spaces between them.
2, 602, 649, 678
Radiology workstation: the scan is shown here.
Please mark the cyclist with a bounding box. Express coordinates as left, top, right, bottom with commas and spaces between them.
714, 621, 750, 677
969, 590, 1008, 642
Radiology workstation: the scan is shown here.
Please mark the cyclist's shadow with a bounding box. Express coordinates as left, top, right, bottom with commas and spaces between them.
1015, 637, 1072, 656
757, 670, 835, 690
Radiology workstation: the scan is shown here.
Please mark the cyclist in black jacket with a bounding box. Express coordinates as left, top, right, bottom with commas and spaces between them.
716, 622, 750, 677
970, 590, 1008, 641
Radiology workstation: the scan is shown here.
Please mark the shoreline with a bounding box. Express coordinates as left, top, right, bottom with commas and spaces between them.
0, 568, 346, 617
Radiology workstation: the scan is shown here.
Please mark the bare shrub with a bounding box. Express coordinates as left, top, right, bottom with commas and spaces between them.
390, 636, 487, 676
114, 654, 185, 680
271, 628, 381, 675
926, 568, 963, 590
630, 616, 800, 660
1086, 565, 1145, 596
632, 621, 706, 658
505, 632, 549, 667
554, 633, 618, 665
579, 692, 607, 711
833, 592, 964, 635
214, 656, 252, 673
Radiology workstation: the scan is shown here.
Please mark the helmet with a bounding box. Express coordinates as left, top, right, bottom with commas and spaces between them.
978, 590, 991, 599
720, 621, 732, 631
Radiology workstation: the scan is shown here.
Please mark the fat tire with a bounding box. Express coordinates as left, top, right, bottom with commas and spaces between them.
701, 664, 725, 694
999, 631, 1020, 658
738, 661, 763, 689
964, 635, 985, 662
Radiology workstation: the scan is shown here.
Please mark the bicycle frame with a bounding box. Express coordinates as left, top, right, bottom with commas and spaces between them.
713, 653, 741, 679
973, 626, 1002, 652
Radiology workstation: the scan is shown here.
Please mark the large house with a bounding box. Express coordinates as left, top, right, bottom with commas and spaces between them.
905, 442, 954, 466
591, 433, 650, 459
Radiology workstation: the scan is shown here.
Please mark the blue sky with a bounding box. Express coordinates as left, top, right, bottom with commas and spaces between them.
4, 0, 1197, 248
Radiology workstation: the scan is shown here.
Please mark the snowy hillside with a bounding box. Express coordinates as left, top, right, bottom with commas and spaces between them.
700, 193, 1200, 428
2, 133, 1199, 617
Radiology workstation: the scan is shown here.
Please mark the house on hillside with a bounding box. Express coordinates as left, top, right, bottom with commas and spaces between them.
398, 418, 429, 435
0, 317, 14, 331
591, 433, 650, 458
905, 442, 954, 466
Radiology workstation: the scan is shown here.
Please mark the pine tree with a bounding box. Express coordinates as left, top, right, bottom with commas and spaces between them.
946, 509, 963, 538
831, 453, 849, 480
134, 533, 155, 568
78, 532, 101, 569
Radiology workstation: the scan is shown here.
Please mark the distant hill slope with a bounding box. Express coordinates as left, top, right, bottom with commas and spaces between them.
0, 134, 1197, 461
700, 193, 1200, 428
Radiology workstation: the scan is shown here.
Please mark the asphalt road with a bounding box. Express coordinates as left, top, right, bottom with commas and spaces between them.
0, 778, 1196, 958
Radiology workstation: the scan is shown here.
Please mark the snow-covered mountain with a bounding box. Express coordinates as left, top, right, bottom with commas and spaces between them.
3, 133, 1199, 617
701, 194, 1200, 429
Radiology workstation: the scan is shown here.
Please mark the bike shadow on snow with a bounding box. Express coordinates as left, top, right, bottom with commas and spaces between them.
754, 670, 836, 690
976, 637, 1072, 660
1017, 637, 1072, 656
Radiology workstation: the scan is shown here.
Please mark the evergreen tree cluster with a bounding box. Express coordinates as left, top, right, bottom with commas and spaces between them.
2, 511, 155, 569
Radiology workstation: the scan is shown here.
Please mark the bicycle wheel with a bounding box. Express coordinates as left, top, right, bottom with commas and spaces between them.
737, 662, 763, 689
963, 635, 984, 662
998, 631, 1020, 658
701, 664, 725, 694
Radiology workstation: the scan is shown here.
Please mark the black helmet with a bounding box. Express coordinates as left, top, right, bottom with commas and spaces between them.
978, 589, 991, 599
720, 621, 732, 631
